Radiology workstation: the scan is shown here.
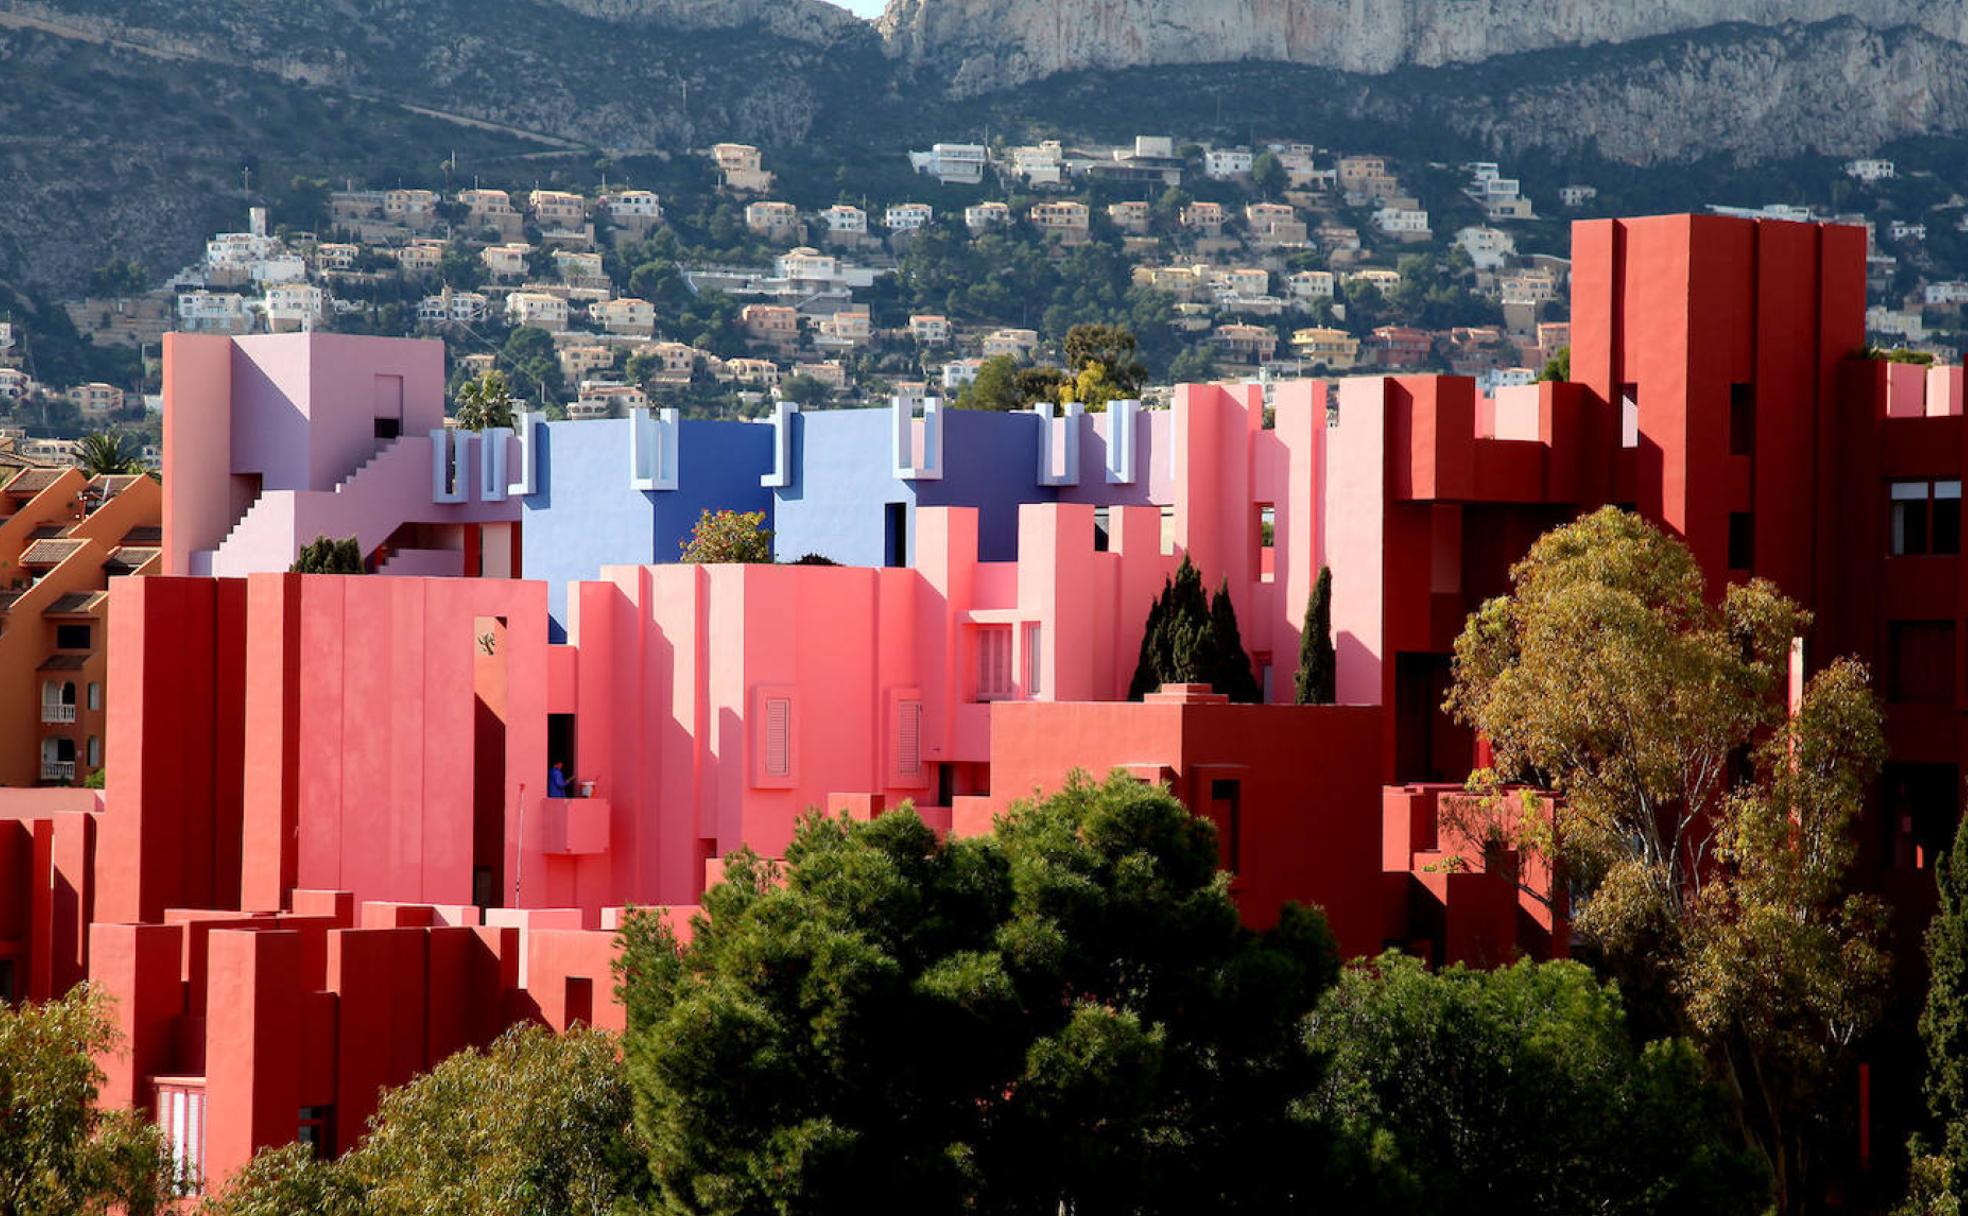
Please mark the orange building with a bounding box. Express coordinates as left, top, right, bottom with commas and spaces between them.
0, 467, 160, 787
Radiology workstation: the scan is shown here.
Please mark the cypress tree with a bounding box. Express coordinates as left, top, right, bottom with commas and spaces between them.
1208, 578, 1262, 702
1295, 566, 1336, 705
1127, 557, 1261, 702
1922, 811, 1968, 1197
1128, 579, 1173, 700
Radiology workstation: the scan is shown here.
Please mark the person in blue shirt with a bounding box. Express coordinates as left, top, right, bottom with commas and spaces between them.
547, 760, 572, 799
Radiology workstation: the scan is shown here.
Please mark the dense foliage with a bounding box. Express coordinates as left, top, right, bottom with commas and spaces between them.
291, 535, 366, 574
201, 1024, 642, 1216
1903, 813, 1968, 1213
1446, 506, 1889, 1212
677, 508, 773, 564
452, 369, 518, 431
1294, 565, 1336, 704
76, 431, 145, 476
616, 774, 1342, 1215
0, 985, 172, 1216
1308, 954, 1766, 1215
1127, 556, 1262, 701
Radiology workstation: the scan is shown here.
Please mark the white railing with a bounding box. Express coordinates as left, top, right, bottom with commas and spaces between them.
40, 760, 74, 782
41, 703, 76, 724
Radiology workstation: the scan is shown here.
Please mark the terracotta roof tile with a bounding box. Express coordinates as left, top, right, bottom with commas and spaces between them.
20, 538, 84, 565
3, 468, 63, 495
42, 591, 105, 615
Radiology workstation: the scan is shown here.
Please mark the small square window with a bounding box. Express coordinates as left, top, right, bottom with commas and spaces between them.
1891, 481, 1960, 556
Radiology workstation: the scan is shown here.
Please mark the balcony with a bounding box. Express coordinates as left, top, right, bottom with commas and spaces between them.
41, 702, 76, 724
40, 760, 74, 783
542, 797, 610, 855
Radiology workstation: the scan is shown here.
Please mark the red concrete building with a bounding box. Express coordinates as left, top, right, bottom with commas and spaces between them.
0, 212, 1955, 1191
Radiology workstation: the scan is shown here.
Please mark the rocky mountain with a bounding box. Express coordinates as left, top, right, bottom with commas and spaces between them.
541, 0, 865, 43
0, 0, 894, 294
10, 0, 1968, 299
878, 0, 1968, 93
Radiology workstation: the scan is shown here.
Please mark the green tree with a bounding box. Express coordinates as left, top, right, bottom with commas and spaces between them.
500, 326, 565, 404
1538, 345, 1571, 382
1167, 344, 1218, 385
1128, 557, 1261, 702
1294, 566, 1336, 705
1907, 811, 1968, 1210
1015, 366, 1070, 408
953, 354, 1022, 411
1445, 507, 1889, 1213
452, 369, 516, 431
776, 372, 831, 407
199, 1144, 358, 1216
0, 985, 173, 1216
76, 430, 144, 476
628, 260, 681, 305
437, 248, 485, 291
88, 257, 149, 298
678, 508, 771, 564
203, 1025, 642, 1216
291, 535, 365, 574
1250, 152, 1287, 200
616, 774, 1341, 1215
1063, 323, 1147, 409
1307, 954, 1767, 1215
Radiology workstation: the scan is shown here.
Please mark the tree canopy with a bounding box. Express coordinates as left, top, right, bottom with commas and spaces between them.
0, 985, 172, 1216
678, 508, 772, 564
616, 773, 1342, 1215
1062, 323, 1147, 410
952, 354, 1023, 412
1128, 556, 1262, 702
1294, 565, 1336, 705
1308, 953, 1766, 1215
291, 535, 366, 574
201, 1024, 641, 1216
1903, 810, 1968, 1213
1445, 506, 1889, 1211
452, 369, 517, 431
76, 431, 144, 476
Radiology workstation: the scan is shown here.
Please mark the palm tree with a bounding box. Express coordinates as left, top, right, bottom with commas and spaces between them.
75, 431, 143, 476
454, 370, 518, 431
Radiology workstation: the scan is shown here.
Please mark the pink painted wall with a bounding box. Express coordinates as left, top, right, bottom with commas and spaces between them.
162, 332, 517, 577
238, 574, 548, 913
1326, 378, 1391, 708
161, 335, 235, 576
557, 501, 1180, 907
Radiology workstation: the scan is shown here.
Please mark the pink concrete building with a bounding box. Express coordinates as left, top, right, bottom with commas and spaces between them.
10, 212, 1961, 1195
162, 333, 526, 578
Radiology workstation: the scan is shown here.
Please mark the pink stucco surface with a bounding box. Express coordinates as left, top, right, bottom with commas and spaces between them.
162, 333, 518, 577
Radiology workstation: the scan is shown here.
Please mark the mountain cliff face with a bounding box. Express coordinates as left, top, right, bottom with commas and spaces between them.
537, 0, 865, 43
879, 0, 1968, 93
1358, 20, 1968, 165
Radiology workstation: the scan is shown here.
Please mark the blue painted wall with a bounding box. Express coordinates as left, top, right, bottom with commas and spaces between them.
770, 407, 1055, 567
768, 409, 912, 567
523, 418, 773, 635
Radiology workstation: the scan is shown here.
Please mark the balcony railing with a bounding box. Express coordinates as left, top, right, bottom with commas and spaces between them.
40, 703, 76, 724
40, 760, 74, 783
